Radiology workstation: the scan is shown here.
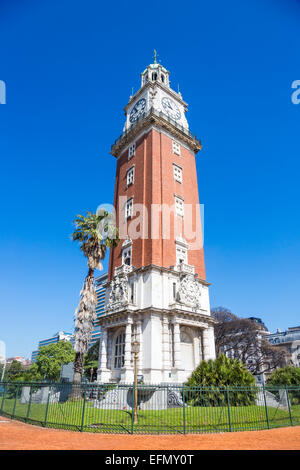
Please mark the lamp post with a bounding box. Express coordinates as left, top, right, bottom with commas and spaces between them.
131, 339, 140, 424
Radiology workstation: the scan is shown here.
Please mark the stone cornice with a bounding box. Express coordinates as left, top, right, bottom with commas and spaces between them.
98, 305, 217, 327
111, 110, 202, 158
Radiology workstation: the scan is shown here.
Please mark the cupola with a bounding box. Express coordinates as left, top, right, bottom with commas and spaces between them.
141, 50, 170, 88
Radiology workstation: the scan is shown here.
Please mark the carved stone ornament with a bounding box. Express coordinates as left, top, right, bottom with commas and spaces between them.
149, 88, 156, 107
176, 273, 201, 309
167, 388, 184, 408
106, 274, 129, 312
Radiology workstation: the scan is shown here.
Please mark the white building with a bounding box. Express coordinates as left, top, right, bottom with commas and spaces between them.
267, 326, 300, 368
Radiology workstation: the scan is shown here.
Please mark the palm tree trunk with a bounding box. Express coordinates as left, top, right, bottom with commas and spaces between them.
70, 268, 96, 399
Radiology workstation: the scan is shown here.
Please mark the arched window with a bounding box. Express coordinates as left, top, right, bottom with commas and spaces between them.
161, 74, 165, 83
180, 330, 194, 370
114, 332, 125, 368
122, 237, 132, 266
124, 251, 131, 265
152, 72, 157, 81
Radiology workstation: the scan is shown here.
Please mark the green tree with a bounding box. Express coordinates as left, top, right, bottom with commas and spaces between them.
185, 354, 256, 406
83, 339, 99, 380
4, 360, 24, 382
72, 210, 119, 389
26, 341, 75, 382
267, 366, 300, 386
267, 366, 300, 405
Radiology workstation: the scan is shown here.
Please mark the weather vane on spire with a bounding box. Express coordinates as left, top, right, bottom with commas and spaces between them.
153, 49, 158, 64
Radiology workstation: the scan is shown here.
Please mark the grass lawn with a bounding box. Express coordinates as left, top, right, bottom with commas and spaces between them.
1, 397, 300, 434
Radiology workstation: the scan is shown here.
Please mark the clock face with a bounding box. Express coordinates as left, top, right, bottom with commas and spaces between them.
129, 98, 146, 123
161, 97, 181, 120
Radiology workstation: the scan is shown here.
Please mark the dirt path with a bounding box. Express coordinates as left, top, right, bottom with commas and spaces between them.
0, 417, 299, 450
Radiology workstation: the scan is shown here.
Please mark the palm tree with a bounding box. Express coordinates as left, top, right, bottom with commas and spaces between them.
71, 210, 119, 392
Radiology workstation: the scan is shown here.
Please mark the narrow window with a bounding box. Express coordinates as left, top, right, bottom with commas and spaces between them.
152, 72, 157, 81
173, 282, 177, 300
123, 248, 131, 265
175, 196, 184, 217
127, 166, 134, 186
122, 237, 132, 266
176, 247, 187, 265
125, 198, 133, 219
114, 332, 125, 368
173, 164, 182, 183
128, 143, 136, 159
130, 283, 135, 303
172, 140, 181, 156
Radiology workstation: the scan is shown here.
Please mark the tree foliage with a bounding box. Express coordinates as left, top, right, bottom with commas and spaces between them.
267, 366, 300, 386
185, 354, 256, 406
267, 366, 300, 405
83, 339, 99, 380
3, 360, 24, 382
211, 306, 290, 376
186, 354, 256, 387
26, 341, 75, 382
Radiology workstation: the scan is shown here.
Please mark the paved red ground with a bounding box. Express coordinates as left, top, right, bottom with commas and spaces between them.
0, 417, 299, 450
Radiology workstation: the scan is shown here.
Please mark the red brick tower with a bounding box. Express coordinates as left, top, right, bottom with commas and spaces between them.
98, 56, 216, 384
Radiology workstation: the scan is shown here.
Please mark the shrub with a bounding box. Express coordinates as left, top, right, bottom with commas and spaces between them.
185, 354, 257, 406
267, 366, 300, 386
267, 366, 300, 405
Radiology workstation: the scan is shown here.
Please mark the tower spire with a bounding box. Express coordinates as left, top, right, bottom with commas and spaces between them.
153, 49, 158, 64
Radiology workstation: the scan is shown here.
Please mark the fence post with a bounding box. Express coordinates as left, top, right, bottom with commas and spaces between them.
12, 383, 20, 419
80, 384, 87, 432
25, 383, 33, 423
182, 384, 186, 435
262, 385, 270, 429
285, 386, 293, 427
226, 386, 232, 432
131, 382, 135, 434
44, 384, 51, 427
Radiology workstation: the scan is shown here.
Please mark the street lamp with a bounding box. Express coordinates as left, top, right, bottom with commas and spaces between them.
132, 339, 140, 424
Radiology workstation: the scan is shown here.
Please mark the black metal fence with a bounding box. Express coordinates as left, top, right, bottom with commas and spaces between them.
0, 381, 299, 434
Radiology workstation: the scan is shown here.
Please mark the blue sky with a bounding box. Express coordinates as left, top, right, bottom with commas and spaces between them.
0, 0, 299, 358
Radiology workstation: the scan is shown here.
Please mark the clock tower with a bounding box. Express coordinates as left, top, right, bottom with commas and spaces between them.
98, 55, 216, 384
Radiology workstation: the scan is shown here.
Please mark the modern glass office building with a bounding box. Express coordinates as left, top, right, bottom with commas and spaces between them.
89, 273, 108, 347
31, 274, 108, 361
31, 331, 74, 363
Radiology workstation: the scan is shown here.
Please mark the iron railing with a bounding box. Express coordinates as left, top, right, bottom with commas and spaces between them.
0, 381, 299, 434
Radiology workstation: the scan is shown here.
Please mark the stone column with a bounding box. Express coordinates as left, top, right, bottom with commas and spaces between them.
162, 316, 171, 381
172, 318, 181, 370
121, 317, 134, 382
136, 319, 143, 376
202, 326, 216, 361
198, 332, 203, 362
193, 336, 200, 368
97, 328, 111, 382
